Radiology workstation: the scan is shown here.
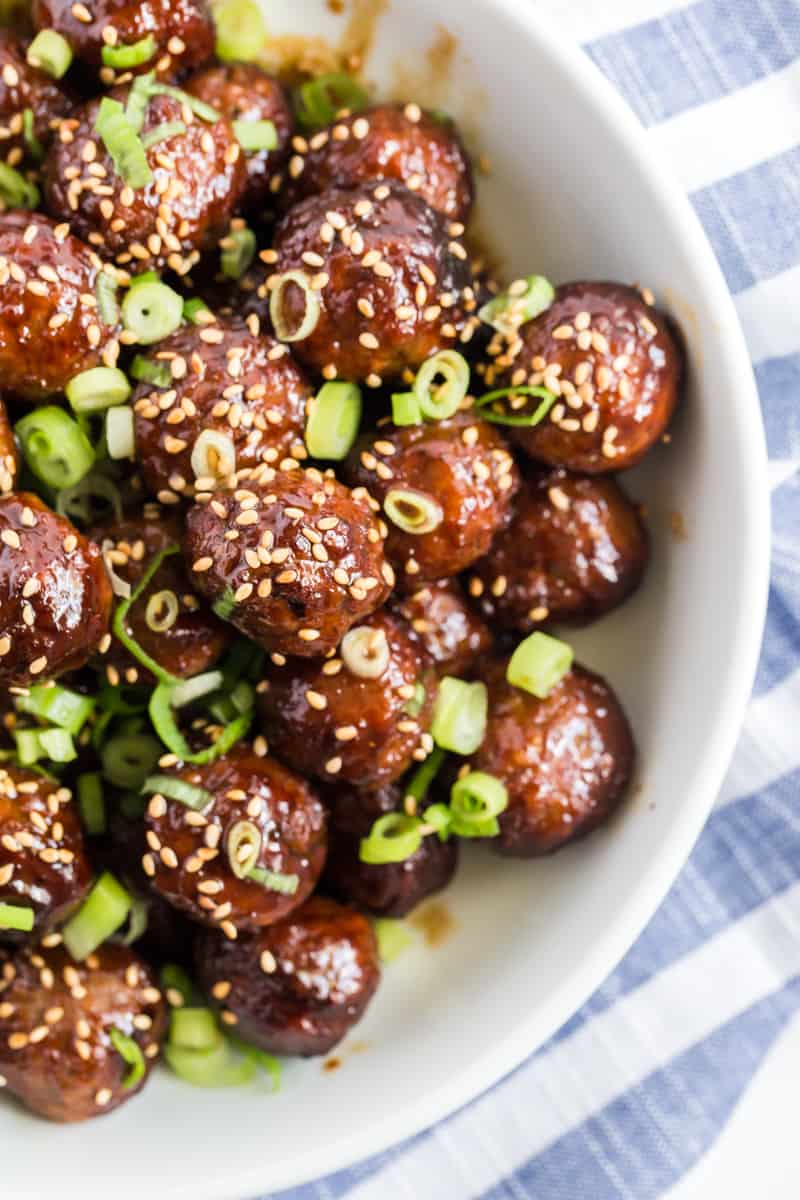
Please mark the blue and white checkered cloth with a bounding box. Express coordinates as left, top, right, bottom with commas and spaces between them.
272, 2, 800, 1195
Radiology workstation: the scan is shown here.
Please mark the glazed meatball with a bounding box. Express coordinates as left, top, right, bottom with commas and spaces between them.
131, 315, 310, 502
0, 493, 112, 687
472, 659, 635, 856
270, 181, 476, 384
284, 103, 473, 223
194, 895, 379, 1056
32, 0, 214, 82
0, 765, 92, 938
345, 412, 519, 586
184, 466, 393, 658
325, 782, 458, 917
0, 941, 166, 1122
484, 282, 682, 473
391, 579, 493, 677
143, 747, 327, 933
467, 469, 649, 632
0, 213, 120, 400
0, 398, 17, 494
45, 87, 246, 276
0, 31, 73, 169
89, 509, 231, 684
186, 64, 293, 211
258, 608, 437, 788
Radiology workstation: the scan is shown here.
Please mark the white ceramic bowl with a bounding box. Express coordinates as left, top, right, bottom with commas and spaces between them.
3, 2, 770, 1196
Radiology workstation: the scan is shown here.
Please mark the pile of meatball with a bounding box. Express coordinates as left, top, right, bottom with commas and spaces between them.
0, 0, 683, 1124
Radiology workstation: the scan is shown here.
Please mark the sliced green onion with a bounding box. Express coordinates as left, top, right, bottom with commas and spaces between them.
13, 729, 43, 766
449, 771, 508, 838
131, 355, 171, 387
141, 120, 187, 150
62, 871, 132, 961
404, 745, 446, 807
479, 275, 555, 334
109, 1026, 146, 1088
149, 681, 252, 764
95, 97, 152, 189
474, 386, 556, 428
226, 819, 262, 879
15, 683, 94, 735
77, 772, 105, 835
22, 108, 43, 161
106, 404, 134, 459
305, 381, 362, 460
147, 82, 221, 124
164, 1035, 256, 1088
0, 161, 39, 208
183, 297, 214, 325
101, 733, 161, 789
170, 671, 224, 709
161, 963, 193, 1006
145, 588, 178, 633
191, 430, 236, 482
208, 680, 254, 724
295, 72, 369, 129
246, 866, 299, 894
16, 407, 95, 490
141, 773, 212, 812
360, 813, 422, 865
0, 903, 35, 932
413, 350, 470, 420
374, 917, 413, 963
212, 0, 267, 63
15, 726, 76, 765
420, 802, 452, 839
66, 366, 131, 414
233, 118, 278, 152
171, 1006, 219, 1050
392, 392, 422, 427
121, 278, 183, 344
96, 271, 120, 325
125, 72, 155, 134
384, 488, 443, 536
431, 677, 487, 755
220, 226, 256, 280
120, 895, 148, 945
506, 631, 574, 699
101, 34, 157, 70
128, 270, 160, 289
112, 545, 181, 685
269, 270, 320, 342
57, 471, 123, 525
340, 625, 390, 680
227, 1034, 281, 1090
26, 29, 72, 79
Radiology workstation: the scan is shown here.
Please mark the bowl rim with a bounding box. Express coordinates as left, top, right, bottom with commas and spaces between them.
220, 4, 769, 1192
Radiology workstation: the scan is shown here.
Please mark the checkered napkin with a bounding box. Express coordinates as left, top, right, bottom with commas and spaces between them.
270, 1, 800, 1195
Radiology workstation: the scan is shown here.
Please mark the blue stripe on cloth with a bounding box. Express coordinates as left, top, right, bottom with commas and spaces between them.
544, 762, 800, 1047
690, 146, 800, 293
585, 0, 800, 126
480, 976, 800, 1200
756, 354, 800, 461
754, 472, 800, 694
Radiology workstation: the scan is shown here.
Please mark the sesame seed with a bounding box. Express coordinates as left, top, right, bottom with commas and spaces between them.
335, 724, 357, 741
260, 950, 277, 974
325, 756, 342, 774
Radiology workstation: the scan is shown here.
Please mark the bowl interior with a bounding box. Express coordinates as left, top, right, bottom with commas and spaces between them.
2, 2, 768, 1197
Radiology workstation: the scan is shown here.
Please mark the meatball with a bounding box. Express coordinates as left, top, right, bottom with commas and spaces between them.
186, 64, 293, 211
32, 0, 214, 82
0, 941, 166, 1122
467, 469, 649, 632
0, 213, 120, 400
0, 493, 112, 687
484, 282, 682, 473
45, 87, 246, 276
184, 466, 393, 658
0, 30, 73, 169
0, 765, 92, 938
345, 412, 519, 586
0, 398, 17, 494
270, 181, 476, 384
131, 315, 310, 502
89, 508, 231, 684
391, 579, 493, 677
472, 659, 635, 856
143, 747, 327, 933
258, 608, 437, 788
284, 103, 473, 224
194, 895, 379, 1056
325, 782, 458, 917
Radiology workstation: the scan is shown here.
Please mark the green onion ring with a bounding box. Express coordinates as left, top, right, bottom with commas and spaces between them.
148, 681, 252, 764
359, 812, 423, 865
226, 819, 262, 879
0, 902, 35, 932
474, 385, 556, 428
101, 732, 161, 790
384, 488, 443, 536
121, 278, 184, 345
413, 350, 470, 420
269, 271, 321, 342
449, 771, 508, 838
430, 677, 488, 755
109, 1027, 146, 1088
112, 545, 181, 685
131, 355, 171, 387
145, 588, 179, 633
141, 774, 213, 812
15, 682, 94, 735
101, 34, 157, 70
391, 392, 422, 427
305, 381, 362, 461
506, 631, 574, 698
220, 226, 256, 280
295, 72, 369, 129
66, 366, 131, 414
245, 866, 299, 894
96, 271, 120, 325
62, 872, 132, 962
95, 96, 152, 189
373, 917, 413, 963
26, 29, 72, 79
16, 407, 95, 490
233, 118, 278, 152
478, 274, 555, 335
212, 0, 267, 63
